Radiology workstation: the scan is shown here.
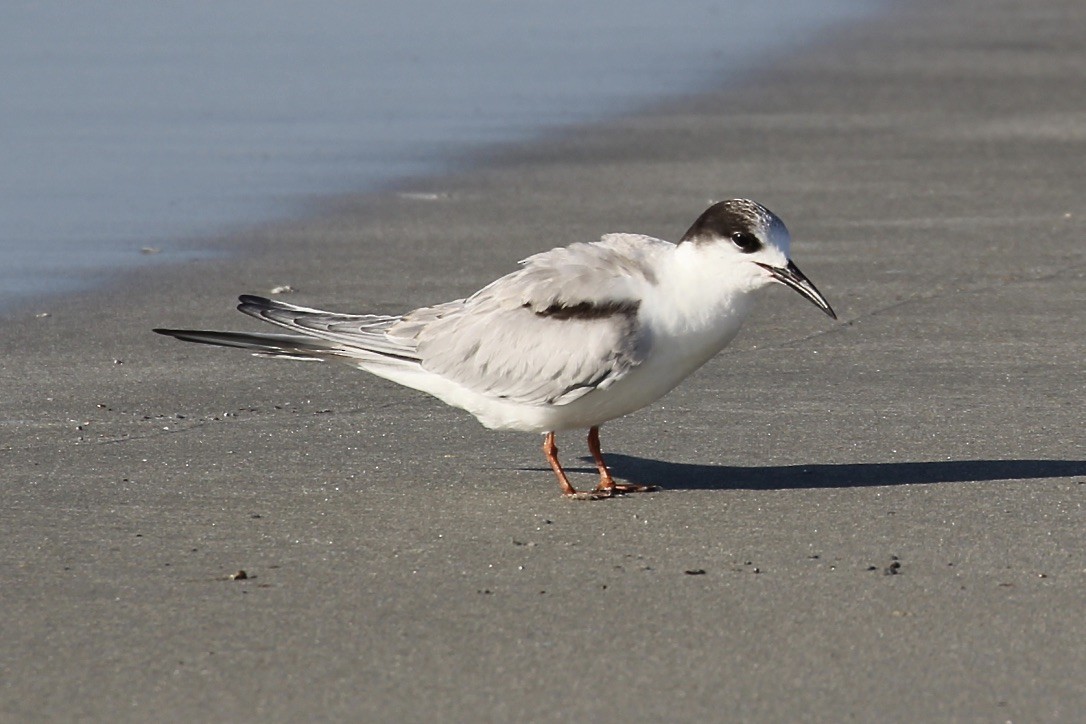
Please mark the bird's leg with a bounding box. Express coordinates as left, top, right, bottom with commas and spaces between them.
544, 432, 612, 500
587, 426, 618, 492
543, 431, 579, 496
587, 426, 657, 494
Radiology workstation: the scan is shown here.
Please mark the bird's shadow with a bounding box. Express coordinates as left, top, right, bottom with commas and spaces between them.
542, 455, 1086, 491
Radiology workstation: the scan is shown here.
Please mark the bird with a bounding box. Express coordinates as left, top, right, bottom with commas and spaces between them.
155, 199, 836, 499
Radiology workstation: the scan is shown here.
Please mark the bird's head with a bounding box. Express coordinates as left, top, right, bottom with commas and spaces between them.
679, 198, 836, 319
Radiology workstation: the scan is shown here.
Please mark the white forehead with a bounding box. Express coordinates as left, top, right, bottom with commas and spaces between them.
678, 198, 793, 257
763, 208, 791, 255
732, 199, 791, 254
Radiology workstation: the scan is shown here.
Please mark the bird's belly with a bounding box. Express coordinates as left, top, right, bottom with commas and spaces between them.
540, 322, 745, 432
459, 349, 714, 433
431, 302, 750, 433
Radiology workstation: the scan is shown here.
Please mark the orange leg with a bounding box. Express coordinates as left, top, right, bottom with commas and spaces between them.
587, 426, 617, 491
544, 431, 616, 500
543, 431, 578, 496
587, 426, 657, 495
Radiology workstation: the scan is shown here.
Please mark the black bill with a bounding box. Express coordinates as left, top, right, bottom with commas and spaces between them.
755, 260, 837, 320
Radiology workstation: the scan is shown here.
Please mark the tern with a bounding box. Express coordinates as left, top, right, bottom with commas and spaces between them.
155, 199, 836, 498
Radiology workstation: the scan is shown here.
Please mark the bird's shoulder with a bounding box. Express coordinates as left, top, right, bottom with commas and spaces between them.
468, 233, 671, 314
519, 232, 672, 275
394, 234, 669, 406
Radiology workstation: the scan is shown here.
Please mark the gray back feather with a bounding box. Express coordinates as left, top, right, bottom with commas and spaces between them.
397, 234, 669, 405
233, 234, 669, 406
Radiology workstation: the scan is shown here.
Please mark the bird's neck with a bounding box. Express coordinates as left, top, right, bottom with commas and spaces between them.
646, 243, 756, 340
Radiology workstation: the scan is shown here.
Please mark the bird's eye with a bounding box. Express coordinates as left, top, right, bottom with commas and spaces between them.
731, 231, 761, 253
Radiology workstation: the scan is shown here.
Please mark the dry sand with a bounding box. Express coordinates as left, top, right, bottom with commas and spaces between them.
3, 0, 1085, 720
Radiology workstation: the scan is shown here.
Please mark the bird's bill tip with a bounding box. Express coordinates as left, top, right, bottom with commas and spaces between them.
756, 260, 837, 319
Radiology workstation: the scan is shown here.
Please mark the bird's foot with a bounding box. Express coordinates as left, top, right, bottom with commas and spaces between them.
564, 488, 616, 501
563, 483, 658, 500
605, 483, 658, 494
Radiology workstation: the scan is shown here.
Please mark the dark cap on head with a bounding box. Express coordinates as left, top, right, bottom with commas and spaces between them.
678, 199, 780, 246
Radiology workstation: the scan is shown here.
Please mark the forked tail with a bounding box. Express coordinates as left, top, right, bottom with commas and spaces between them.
154, 294, 422, 366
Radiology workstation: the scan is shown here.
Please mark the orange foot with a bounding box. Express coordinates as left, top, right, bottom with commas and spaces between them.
563, 483, 658, 500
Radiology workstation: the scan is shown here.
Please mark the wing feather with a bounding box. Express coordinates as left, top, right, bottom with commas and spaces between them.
179, 234, 670, 407
236, 295, 420, 361
401, 234, 670, 405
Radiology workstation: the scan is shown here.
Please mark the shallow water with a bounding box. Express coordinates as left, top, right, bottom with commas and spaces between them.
0, 1, 878, 310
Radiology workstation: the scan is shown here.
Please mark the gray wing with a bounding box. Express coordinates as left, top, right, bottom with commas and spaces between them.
234, 295, 420, 364
397, 234, 670, 405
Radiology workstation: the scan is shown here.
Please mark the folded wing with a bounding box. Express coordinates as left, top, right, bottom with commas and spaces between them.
157, 233, 670, 408
403, 234, 668, 405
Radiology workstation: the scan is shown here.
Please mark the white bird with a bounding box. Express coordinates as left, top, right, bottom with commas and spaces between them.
155, 199, 836, 498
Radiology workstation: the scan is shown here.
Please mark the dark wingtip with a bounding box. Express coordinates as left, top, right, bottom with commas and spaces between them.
237, 294, 272, 312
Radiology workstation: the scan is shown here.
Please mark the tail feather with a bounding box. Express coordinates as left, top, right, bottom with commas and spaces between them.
152, 328, 333, 361
155, 295, 423, 367
235, 295, 420, 361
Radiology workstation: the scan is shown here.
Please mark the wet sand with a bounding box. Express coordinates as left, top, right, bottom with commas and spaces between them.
3, 0, 1085, 720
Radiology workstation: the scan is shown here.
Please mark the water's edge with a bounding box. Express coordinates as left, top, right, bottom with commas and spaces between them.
0, 2, 886, 315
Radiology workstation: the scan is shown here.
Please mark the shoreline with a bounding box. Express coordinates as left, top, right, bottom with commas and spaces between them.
0, 1, 880, 315
4, 1, 1086, 720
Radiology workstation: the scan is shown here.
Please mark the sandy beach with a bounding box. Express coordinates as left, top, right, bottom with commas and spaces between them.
3, 0, 1085, 720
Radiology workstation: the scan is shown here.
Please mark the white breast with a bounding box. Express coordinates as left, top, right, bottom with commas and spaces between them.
374, 241, 760, 433
495, 244, 757, 432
